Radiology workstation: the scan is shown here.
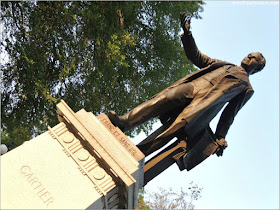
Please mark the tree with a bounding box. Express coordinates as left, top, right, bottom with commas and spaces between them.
137, 183, 203, 209
137, 188, 151, 210
1, 1, 204, 150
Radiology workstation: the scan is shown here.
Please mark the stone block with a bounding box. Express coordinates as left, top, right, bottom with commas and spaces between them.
1, 100, 144, 209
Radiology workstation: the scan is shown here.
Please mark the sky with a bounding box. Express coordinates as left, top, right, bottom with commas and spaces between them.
133, 1, 279, 209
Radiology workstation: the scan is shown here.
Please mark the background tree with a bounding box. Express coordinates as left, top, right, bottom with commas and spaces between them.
1, 1, 204, 150
137, 183, 203, 209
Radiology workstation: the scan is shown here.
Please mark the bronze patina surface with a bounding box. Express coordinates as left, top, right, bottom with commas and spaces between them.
108, 13, 266, 185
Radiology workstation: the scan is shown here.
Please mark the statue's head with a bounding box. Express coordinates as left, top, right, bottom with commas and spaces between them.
241, 52, 266, 75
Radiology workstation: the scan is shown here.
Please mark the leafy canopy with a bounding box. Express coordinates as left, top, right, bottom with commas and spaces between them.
1, 1, 204, 149
137, 184, 203, 210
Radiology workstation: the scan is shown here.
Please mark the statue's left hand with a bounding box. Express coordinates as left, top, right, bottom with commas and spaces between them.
215, 137, 228, 157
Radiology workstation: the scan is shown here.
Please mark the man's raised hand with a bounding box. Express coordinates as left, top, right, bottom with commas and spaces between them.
180, 12, 191, 34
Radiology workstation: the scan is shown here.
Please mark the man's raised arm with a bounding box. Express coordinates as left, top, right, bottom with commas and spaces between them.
180, 13, 216, 69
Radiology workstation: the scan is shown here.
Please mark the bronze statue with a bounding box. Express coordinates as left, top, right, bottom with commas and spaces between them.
108, 13, 266, 179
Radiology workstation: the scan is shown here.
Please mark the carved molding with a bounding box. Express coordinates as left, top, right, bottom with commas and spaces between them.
54, 100, 143, 209
48, 123, 120, 209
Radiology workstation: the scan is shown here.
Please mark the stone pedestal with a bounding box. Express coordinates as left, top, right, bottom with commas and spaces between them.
1, 100, 144, 209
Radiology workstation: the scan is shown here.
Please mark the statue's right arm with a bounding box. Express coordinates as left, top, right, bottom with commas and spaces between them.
180, 32, 215, 69
179, 14, 215, 68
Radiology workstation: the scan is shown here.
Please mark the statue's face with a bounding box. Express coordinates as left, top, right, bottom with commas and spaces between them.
241, 52, 264, 75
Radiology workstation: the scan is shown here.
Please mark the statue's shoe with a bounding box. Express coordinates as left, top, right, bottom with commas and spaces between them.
108, 111, 128, 132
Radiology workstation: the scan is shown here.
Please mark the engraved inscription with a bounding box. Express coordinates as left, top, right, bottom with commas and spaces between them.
20, 166, 54, 207
100, 118, 135, 157
128, 147, 136, 156
101, 118, 115, 132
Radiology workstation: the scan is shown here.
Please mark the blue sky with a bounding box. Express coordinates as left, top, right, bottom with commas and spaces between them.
133, 1, 279, 209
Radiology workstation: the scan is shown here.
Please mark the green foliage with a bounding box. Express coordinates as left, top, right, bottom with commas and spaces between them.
1, 1, 204, 150
137, 184, 202, 210
137, 188, 151, 210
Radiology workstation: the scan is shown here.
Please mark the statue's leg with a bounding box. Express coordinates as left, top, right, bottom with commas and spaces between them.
143, 140, 187, 186
112, 82, 194, 132
137, 121, 173, 155
143, 117, 187, 156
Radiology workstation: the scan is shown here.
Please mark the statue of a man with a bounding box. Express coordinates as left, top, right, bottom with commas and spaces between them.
108, 13, 266, 160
